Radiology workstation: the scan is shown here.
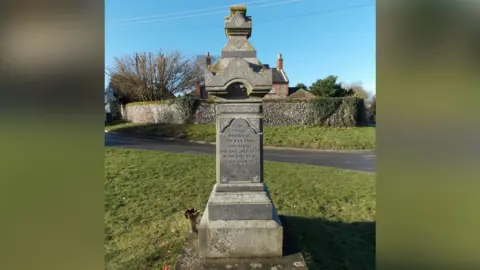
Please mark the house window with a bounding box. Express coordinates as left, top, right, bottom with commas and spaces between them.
269, 86, 275, 94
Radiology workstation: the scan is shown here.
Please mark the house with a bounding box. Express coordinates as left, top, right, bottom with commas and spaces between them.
193, 53, 301, 100
193, 81, 208, 99
264, 54, 299, 99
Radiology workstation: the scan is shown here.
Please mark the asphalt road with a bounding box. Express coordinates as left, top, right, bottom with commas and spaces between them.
105, 133, 376, 173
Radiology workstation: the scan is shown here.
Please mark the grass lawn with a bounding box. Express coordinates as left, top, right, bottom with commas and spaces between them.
105, 147, 376, 269
105, 122, 375, 151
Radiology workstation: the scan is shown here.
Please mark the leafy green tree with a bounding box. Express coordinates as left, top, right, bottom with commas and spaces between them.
295, 83, 308, 90
309, 75, 350, 97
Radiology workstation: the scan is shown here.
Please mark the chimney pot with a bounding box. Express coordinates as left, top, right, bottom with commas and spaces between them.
277, 53, 283, 70
206, 52, 211, 66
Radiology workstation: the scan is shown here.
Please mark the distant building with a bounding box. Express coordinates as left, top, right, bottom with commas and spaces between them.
193, 81, 208, 99
287, 89, 316, 99
264, 54, 299, 99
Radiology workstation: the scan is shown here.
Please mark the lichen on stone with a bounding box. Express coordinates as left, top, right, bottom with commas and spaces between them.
229, 5, 247, 17
210, 61, 223, 74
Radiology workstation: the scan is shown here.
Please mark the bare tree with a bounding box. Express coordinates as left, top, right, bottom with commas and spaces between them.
193, 53, 218, 85
342, 82, 372, 100
106, 51, 199, 102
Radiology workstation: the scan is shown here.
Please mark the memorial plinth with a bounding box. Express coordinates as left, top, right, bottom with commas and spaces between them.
198, 99, 283, 258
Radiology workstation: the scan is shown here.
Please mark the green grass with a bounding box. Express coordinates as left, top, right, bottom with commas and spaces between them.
105, 148, 376, 269
105, 123, 375, 150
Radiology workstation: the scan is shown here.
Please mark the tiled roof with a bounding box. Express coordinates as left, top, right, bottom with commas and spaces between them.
288, 87, 299, 95
287, 89, 316, 99
272, 68, 288, 84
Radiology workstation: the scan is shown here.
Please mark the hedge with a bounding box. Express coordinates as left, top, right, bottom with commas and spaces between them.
308, 97, 365, 126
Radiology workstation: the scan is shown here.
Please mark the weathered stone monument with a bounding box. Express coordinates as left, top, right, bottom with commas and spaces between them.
198, 4, 281, 259
175, 5, 307, 269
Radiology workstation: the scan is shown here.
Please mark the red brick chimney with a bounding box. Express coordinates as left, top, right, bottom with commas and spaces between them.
277, 53, 283, 70
194, 81, 201, 96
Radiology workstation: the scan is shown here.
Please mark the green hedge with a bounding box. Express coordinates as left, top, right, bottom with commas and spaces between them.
308, 97, 365, 127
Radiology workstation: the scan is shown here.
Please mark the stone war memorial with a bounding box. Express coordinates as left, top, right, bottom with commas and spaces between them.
175, 4, 308, 270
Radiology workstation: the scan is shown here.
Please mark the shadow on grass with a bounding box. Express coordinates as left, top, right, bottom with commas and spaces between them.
105, 120, 129, 127
356, 121, 376, 128
280, 215, 375, 270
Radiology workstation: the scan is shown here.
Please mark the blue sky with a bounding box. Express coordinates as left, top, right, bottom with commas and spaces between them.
105, 0, 375, 94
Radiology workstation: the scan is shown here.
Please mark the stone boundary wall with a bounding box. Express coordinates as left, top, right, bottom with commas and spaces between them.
121, 101, 359, 127
121, 104, 186, 124
194, 102, 313, 126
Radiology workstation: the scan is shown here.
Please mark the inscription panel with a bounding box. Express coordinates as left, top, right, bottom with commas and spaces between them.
217, 104, 261, 114
219, 118, 261, 183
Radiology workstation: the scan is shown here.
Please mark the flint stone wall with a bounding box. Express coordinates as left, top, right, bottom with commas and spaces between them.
121, 101, 359, 127
121, 104, 187, 124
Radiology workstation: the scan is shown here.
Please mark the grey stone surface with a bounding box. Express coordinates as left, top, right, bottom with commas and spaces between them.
263, 101, 311, 126
205, 58, 273, 98
194, 103, 216, 124
208, 201, 272, 221
207, 188, 273, 220
120, 103, 187, 124
217, 103, 262, 114
198, 208, 283, 258
222, 50, 257, 58
175, 231, 308, 270
218, 118, 263, 183
204, 5, 272, 99
214, 183, 266, 193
